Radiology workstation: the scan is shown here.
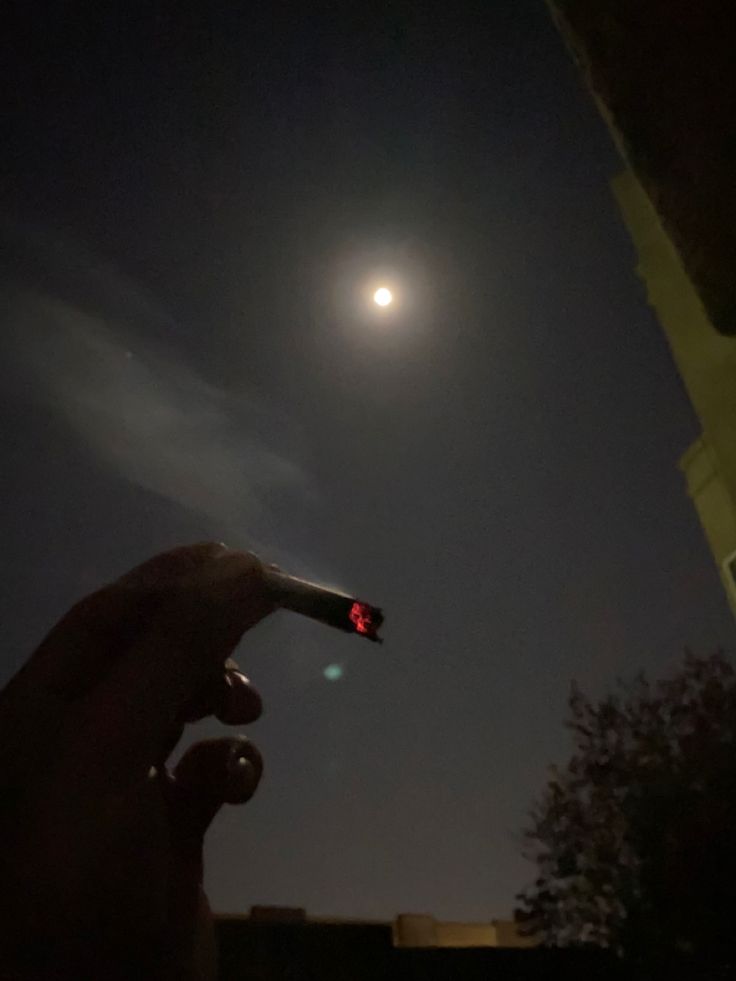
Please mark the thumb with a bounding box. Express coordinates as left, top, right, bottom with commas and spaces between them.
170, 736, 263, 842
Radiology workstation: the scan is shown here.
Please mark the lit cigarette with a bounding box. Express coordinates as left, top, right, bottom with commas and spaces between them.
264, 569, 384, 643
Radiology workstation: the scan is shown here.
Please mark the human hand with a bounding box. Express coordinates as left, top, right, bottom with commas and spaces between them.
0, 543, 274, 981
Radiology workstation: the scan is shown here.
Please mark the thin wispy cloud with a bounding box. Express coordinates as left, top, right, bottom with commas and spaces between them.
6, 286, 312, 539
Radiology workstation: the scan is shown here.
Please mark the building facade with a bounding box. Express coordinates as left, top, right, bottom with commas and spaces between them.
548, 1, 736, 614
214, 908, 615, 981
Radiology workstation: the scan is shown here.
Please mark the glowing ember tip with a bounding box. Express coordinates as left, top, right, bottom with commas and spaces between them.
263, 569, 384, 643
373, 287, 392, 306
349, 601, 384, 643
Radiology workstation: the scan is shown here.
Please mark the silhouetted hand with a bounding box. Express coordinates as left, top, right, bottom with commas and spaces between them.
0, 544, 275, 981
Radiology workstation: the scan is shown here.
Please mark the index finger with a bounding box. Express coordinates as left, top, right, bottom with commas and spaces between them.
0, 544, 264, 786
6, 543, 229, 701
70, 547, 274, 780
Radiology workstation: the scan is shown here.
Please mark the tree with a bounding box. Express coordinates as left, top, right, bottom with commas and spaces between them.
516, 651, 736, 976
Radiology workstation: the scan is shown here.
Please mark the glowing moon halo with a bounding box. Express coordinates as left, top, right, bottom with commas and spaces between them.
373, 287, 393, 307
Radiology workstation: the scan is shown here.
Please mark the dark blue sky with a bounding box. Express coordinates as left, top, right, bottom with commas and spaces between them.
2, 1, 734, 920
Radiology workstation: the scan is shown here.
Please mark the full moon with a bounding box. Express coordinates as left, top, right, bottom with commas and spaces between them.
373, 287, 393, 307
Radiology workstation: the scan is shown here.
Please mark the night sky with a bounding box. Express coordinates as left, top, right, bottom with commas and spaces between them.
2, 2, 734, 921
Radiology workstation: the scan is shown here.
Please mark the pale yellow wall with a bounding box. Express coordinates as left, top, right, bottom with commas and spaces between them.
613, 171, 736, 506
680, 437, 736, 616
435, 921, 497, 948
392, 913, 535, 948
612, 170, 736, 611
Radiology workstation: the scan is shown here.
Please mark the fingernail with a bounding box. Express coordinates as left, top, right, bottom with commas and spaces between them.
229, 754, 253, 775
225, 750, 260, 802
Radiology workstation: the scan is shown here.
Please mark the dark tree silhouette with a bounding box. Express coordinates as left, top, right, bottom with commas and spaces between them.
517, 651, 736, 976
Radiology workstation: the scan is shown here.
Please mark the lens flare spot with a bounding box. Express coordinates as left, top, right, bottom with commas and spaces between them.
323, 663, 344, 682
